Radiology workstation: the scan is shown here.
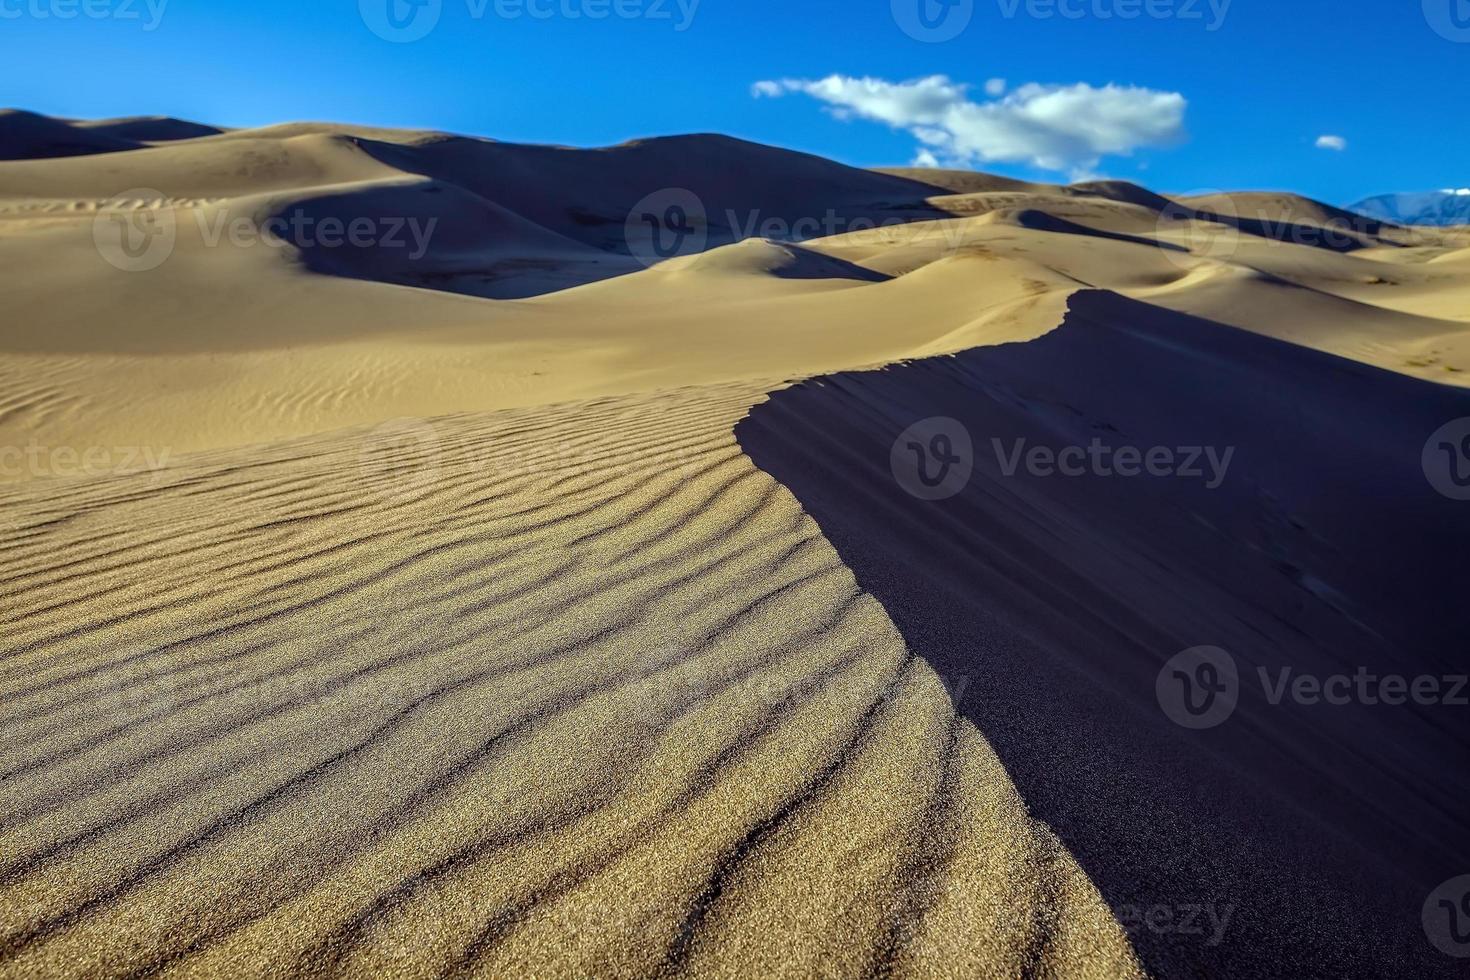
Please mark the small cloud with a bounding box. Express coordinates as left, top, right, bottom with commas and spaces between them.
912, 149, 942, 168
985, 78, 1007, 97
1315, 135, 1348, 151
750, 80, 784, 98
1444, 188, 1470, 196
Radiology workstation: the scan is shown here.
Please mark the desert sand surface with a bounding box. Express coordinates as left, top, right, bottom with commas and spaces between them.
0, 112, 1468, 978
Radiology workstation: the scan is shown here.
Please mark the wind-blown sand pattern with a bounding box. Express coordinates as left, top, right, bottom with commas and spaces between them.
1, 111, 1468, 978
0, 384, 1142, 979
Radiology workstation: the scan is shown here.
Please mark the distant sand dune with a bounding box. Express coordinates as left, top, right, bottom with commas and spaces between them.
1, 114, 1467, 478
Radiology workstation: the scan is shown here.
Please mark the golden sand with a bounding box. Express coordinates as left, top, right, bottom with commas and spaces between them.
0, 385, 1140, 978
2, 113, 1469, 977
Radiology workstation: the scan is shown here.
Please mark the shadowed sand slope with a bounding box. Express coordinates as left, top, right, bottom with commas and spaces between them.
0, 111, 222, 161
0, 383, 1144, 979
737, 291, 1470, 979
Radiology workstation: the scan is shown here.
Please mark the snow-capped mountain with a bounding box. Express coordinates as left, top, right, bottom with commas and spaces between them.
1348, 189, 1470, 227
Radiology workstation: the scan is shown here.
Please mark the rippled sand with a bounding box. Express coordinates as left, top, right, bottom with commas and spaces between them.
0, 383, 1142, 978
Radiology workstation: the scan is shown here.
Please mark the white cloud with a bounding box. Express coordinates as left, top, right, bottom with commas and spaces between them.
752, 74, 1187, 176
1444, 188, 1470, 196
1315, 134, 1348, 151
750, 80, 784, 98
985, 78, 1007, 97
912, 149, 942, 168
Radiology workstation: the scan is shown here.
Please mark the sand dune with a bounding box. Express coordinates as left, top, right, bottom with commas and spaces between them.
1, 113, 1468, 977
0, 110, 145, 161
739, 290, 1470, 978
73, 116, 225, 144
0, 110, 223, 161
0, 383, 1143, 979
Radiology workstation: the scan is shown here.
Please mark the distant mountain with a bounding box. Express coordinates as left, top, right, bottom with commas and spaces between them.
1349, 189, 1470, 227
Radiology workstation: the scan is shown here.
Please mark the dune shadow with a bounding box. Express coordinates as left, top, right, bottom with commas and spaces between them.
1190, 207, 1389, 253
759, 242, 892, 282
736, 291, 1470, 979
1016, 208, 1190, 252
342, 133, 954, 297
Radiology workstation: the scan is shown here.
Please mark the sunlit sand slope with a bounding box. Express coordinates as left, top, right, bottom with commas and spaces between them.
0, 382, 1141, 979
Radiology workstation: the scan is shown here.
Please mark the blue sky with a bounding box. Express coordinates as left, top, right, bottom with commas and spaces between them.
2, 0, 1466, 204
